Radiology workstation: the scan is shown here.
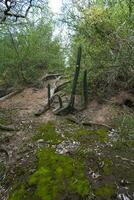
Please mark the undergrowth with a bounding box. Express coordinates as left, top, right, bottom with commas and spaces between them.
33, 121, 62, 145
9, 148, 90, 200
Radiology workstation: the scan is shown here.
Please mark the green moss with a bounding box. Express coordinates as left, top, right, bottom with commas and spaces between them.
102, 158, 113, 175
33, 121, 62, 145
95, 129, 109, 142
9, 148, 90, 200
95, 184, 115, 199
73, 128, 108, 143
9, 185, 28, 200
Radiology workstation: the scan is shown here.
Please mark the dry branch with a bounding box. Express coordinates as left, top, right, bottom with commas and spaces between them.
66, 117, 112, 131
0, 124, 17, 131
82, 121, 112, 131
34, 104, 50, 116
54, 80, 71, 93
0, 0, 41, 23
35, 80, 63, 116
0, 148, 9, 162
35, 78, 70, 116
40, 74, 61, 82
0, 88, 23, 102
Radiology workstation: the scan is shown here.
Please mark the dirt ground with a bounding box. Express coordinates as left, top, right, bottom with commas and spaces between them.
0, 86, 134, 200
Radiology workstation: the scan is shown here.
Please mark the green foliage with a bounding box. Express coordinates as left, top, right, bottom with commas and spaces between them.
9, 148, 90, 200
9, 185, 30, 200
33, 121, 62, 145
69, 1, 134, 97
102, 158, 113, 175
113, 112, 134, 140
112, 112, 134, 152
0, 14, 64, 86
74, 128, 108, 143
95, 184, 115, 199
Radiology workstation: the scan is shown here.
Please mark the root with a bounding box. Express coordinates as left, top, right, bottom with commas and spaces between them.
66, 116, 112, 130
0, 88, 24, 102
0, 148, 9, 162
0, 124, 18, 131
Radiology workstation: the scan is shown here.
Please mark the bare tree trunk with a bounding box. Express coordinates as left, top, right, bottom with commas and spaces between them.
47, 83, 51, 108
69, 46, 82, 108
55, 46, 82, 115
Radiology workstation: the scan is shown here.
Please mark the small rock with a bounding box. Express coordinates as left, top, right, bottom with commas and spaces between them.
37, 139, 44, 143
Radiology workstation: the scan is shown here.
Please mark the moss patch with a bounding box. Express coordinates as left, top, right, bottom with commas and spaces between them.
73, 128, 109, 143
102, 158, 113, 175
33, 121, 62, 145
95, 184, 116, 199
9, 148, 90, 200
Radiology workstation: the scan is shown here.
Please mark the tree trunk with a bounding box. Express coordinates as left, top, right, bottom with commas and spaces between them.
47, 83, 51, 108
55, 46, 82, 115
68, 46, 82, 108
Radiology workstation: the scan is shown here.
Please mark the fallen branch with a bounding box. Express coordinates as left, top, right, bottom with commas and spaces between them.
35, 93, 64, 116
35, 78, 66, 116
54, 105, 76, 115
0, 88, 24, 102
54, 80, 71, 94
0, 148, 9, 162
66, 117, 112, 131
53, 95, 63, 109
0, 124, 17, 131
116, 155, 134, 165
0, 148, 9, 181
41, 74, 62, 82
82, 121, 112, 131
34, 104, 50, 116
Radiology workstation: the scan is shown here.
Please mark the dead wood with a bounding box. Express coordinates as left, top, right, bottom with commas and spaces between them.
35, 77, 68, 116
35, 80, 64, 116
54, 104, 76, 115
47, 83, 51, 108
66, 117, 112, 131
0, 88, 24, 102
53, 95, 63, 109
55, 46, 82, 116
35, 92, 64, 116
0, 124, 18, 131
82, 121, 112, 131
0, 149, 9, 162
34, 104, 50, 116
41, 74, 62, 82
54, 80, 71, 94
68, 46, 82, 109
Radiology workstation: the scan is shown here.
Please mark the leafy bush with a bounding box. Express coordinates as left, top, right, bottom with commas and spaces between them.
113, 112, 134, 140
0, 17, 64, 86
69, 2, 134, 97
95, 184, 115, 199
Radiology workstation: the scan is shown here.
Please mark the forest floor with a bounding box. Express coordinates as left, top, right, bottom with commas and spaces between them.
0, 85, 134, 200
